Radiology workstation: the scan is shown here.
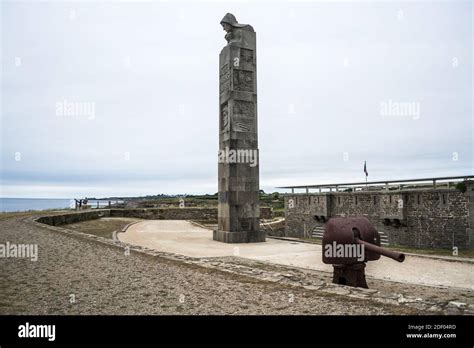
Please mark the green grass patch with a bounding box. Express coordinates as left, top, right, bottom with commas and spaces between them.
63, 217, 141, 239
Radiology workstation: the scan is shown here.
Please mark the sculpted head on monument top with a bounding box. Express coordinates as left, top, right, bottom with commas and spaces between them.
220, 13, 254, 44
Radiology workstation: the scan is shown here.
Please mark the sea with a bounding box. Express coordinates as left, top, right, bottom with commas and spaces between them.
0, 198, 115, 212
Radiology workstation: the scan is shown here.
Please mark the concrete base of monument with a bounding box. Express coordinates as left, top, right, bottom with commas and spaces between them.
213, 229, 266, 243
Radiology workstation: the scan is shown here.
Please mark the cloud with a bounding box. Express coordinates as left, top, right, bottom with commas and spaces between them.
1, 1, 472, 198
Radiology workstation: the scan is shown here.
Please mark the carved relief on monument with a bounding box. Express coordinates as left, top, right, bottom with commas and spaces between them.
240, 48, 253, 64
221, 102, 230, 132
232, 120, 251, 132
232, 115, 254, 133
219, 63, 230, 94
233, 100, 255, 117
233, 70, 254, 92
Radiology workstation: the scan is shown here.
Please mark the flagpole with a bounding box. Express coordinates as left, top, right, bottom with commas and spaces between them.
364, 160, 368, 189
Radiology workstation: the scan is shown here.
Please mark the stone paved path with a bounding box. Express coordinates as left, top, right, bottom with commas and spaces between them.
120, 220, 474, 290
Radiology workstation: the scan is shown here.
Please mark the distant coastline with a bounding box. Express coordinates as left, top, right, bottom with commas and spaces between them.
0, 198, 73, 213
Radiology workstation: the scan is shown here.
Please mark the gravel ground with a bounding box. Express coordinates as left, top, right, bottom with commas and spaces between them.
0, 216, 420, 315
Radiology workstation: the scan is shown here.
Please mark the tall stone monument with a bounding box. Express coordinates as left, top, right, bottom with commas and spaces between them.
213, 13, 265, 243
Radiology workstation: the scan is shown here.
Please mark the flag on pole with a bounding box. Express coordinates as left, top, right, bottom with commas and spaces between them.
364, 161, 368, 177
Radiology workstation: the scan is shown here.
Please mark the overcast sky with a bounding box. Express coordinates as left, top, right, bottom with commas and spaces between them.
1, 0, 472, 198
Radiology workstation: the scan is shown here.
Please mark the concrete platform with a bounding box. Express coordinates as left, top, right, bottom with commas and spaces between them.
118, 220, 474, 290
